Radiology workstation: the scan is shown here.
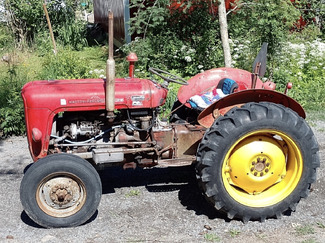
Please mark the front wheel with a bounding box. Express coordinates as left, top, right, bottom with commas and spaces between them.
20, 154, 102, 228
196, 102, 319, 222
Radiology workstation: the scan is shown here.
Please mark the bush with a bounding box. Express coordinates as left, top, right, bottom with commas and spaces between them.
40, 49, 92, 80
0, 65, 27, 136
5, 0, 88, 49
228, 0, 301, 55
272, 39, 325, 109
124, 1, 224, 77
0, 24, 15, 49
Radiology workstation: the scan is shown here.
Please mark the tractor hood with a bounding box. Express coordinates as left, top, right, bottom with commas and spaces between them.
22, 78, 168, 112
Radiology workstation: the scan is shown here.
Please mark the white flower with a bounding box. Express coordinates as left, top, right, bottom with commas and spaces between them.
184, 56, 192, 62
198, 65, 204, 69
187, 48, 196, 54
233, 54, 239, 60
99, 74, 105, 79
180, 45, 187, 52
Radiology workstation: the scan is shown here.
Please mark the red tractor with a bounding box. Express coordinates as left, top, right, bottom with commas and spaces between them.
20, 15, 319, 228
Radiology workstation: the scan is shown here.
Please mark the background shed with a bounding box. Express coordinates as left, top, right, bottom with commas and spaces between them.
93, 0, 131, 47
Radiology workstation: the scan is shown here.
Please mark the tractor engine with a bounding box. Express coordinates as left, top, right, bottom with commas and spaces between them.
46, 107, 203, 168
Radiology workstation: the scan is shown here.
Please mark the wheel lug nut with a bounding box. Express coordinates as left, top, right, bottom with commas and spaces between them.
252, 161, 255, 165
260, 172, 264, 176
265, 169, 269, 173
254, 172, 258, 176
251, 168, 254, 172
266, 163, 270, 167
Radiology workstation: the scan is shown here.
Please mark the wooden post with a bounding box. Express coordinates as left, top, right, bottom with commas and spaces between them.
218, 0, 232, 67
43, 3, 57, 55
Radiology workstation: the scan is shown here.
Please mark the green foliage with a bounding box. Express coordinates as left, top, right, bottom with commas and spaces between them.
0, 65, 27, 136
125, 1, 224, 76
204, 232, 221, 242
0, 24, 15, 49
129, 0, 169, 37
229, 229, 240, 237
5, 0, 88, 49
271, 39, 325, 110
125, 189, 141, 197
295, 224, 315, 236
40, 49, 91, 80
292, 0, 325, 31
57, 21, 88, 50
316, 222, 325, 229
228, 0, 300, 55
5, 0, 45, 43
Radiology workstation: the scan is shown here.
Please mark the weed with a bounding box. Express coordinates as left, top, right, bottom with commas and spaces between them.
301, 238, 318, 243
316, 222, 325, 229
125, 189, 140, 197
229, 229, 240, 237
204, 233, 220, 242
295, 225, 315, 236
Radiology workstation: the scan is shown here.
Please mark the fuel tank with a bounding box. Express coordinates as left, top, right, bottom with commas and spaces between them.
22, 77, 168, 112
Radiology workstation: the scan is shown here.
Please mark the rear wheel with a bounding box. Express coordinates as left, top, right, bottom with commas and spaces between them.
20, 154, 102, 228
196, 102, 319, 222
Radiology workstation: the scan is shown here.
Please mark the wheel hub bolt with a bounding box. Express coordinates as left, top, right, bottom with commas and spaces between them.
250, 157, 271, 177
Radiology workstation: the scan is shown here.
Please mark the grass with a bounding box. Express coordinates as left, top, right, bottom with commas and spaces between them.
295, 224, 315, 236
306, 110, 325, 122
229, 229, 240, 237
125, 189, 141, 197
301, 239, 319, 243
204, 233, 221, 242
316, 222, 325, 229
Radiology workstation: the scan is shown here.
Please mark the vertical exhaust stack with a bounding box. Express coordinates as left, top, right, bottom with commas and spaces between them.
106, 11, 115, 119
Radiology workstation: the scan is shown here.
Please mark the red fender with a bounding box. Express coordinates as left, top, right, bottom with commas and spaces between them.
178, 67, 264, 107
198, 89, 306, 128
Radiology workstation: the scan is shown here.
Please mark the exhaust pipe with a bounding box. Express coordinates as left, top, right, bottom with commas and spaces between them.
106, 11, 115, 118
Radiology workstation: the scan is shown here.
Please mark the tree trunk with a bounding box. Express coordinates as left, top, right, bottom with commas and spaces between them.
218, 0, 232, 67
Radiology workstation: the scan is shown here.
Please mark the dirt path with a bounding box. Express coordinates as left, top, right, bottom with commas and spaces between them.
0, 119, 325, 243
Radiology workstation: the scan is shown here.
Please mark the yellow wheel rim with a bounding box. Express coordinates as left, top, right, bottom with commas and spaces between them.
222, 129, 303, 207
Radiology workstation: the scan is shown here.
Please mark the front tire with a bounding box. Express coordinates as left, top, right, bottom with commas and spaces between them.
20, 154, 102, 228
196, 102, 319, 222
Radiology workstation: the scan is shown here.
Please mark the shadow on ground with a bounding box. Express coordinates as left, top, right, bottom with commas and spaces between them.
99, 165, 227, 221
20, 165, 229, 228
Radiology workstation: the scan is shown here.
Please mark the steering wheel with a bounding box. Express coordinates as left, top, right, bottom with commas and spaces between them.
149, 67, 188, 86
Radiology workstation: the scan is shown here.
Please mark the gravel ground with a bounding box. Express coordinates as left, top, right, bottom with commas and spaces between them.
0, 119, 325, 243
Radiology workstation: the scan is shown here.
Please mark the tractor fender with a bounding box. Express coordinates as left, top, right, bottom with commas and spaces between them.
197, 89, 306, 128
177, 67, 264, 108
